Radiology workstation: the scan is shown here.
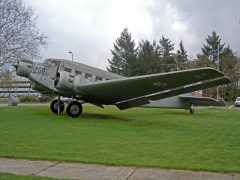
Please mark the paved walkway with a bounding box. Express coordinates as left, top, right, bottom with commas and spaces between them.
0, 158, 239, 180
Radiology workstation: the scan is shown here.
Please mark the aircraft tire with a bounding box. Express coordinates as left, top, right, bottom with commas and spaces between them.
190, 107, 195, 114
50, 99, 64, 114
66, 101, 82, 118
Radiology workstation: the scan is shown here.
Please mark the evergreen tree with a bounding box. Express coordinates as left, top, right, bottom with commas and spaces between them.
219, 46, 238, 100
176, 41, 188, 70
137, 40, 161, 75
220, 46, 237, 75
159, 36, 174, 56
191, 54, 214, 68
201, 31, 225, 63
159, 36, 176, 72
107, 28, 137, 76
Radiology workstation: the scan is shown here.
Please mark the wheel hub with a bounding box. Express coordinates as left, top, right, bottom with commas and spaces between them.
70, 104, 80, 114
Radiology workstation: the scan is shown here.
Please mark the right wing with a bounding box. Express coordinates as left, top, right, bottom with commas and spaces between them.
115, 77, 229, 109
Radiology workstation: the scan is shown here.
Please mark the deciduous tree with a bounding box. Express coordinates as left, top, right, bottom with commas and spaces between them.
0, 0, 47, 71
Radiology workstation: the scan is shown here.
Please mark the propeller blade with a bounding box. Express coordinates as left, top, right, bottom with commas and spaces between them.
53, 60, 61, 87
12, 60, 19, 71
55, 60, 61, 76
28, 82, 32, 95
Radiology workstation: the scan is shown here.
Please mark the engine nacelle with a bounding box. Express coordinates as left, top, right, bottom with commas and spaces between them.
16, 59, 33, 78
54, 70, 74, 92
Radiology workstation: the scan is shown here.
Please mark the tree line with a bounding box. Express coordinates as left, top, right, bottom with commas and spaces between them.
107, 28, 240, 100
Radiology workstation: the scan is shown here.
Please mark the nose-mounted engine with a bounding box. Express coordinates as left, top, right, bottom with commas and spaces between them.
14, 59, 33, 77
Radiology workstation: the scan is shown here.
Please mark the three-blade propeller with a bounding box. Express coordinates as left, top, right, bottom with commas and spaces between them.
53, 60, 62, 115
53, 61, 61, 87
12, 60, 19, 71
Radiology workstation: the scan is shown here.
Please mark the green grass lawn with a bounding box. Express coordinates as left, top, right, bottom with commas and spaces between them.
0, 106, 240, 173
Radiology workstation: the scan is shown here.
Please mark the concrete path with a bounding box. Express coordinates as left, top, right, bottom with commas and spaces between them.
0, 158, 239, 180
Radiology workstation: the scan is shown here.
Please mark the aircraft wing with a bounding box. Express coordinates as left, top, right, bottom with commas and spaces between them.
72, 68, 231, 109
179, 96, 225, 106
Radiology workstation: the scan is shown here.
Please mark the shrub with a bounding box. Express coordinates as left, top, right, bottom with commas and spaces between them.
38, 96, 51, 103
19, 96, 38, 102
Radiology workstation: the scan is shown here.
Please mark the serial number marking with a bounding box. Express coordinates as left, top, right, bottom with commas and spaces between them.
32, 67, 47, 75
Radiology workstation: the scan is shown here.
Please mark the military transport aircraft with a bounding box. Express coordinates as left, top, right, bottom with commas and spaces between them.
14, 58, 231, 117
144, 93, 225, 114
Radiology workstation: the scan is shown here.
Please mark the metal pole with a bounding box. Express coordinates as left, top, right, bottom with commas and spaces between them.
69, 51, 73, 62
217, 44, 220, 99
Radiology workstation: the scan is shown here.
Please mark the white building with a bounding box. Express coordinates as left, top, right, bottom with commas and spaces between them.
0, 76, 40, 97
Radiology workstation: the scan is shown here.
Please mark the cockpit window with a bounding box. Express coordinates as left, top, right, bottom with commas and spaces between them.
21, 59, 33, 64
43, 59, 59, 67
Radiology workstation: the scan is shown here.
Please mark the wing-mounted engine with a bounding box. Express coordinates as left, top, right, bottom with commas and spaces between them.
54, 70, 75, 92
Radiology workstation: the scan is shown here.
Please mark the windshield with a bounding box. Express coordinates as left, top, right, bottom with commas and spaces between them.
236, 97, 240, 101
43, 59, 58, 67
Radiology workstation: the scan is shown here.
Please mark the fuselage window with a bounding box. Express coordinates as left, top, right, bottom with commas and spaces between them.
85, 73, 92, 80
43, 59, 59, 68
64, 67, 72, 73
96, 76, 103, 81
75, 70, 82, 76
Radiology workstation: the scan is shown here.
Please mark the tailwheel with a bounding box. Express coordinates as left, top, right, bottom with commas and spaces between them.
66, 101, 83, 118
50, 99, 65, 114
189, 104, 195, 114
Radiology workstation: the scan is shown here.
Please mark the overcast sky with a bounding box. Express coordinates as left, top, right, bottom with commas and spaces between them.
24, 0, 240, 70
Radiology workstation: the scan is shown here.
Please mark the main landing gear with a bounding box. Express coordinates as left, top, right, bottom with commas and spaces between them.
50, 98, 83, 118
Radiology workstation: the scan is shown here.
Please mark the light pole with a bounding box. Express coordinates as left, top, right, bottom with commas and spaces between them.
69, 51, 73, 62
216, 44, 220, 99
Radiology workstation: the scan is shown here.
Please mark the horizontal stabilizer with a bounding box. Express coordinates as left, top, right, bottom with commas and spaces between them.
179, 96, 225, 106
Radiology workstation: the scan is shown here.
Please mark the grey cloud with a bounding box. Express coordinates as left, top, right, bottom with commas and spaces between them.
165, 0, 240, 54
25, 0, 240, 69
